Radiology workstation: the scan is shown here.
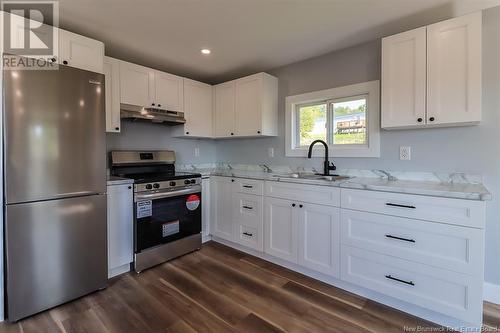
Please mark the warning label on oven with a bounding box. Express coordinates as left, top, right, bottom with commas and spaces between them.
163, 220, 180, 237
186, 194, 200, 211
137, 200, 152, 218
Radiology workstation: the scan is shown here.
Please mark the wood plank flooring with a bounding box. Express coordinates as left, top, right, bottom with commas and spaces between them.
0, 241, 499, 333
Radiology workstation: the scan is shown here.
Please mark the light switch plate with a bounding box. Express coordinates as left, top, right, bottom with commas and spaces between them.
400, 146, 411, 160
194, 147, 200, 157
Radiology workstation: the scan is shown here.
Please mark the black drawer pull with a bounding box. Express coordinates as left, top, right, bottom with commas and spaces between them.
243, 232, 253, 237
385, 275, 414, 286
242, 185, 253, 189
385, 235, 415, 243
386, 203, 416, 209
242, 205, 253, 210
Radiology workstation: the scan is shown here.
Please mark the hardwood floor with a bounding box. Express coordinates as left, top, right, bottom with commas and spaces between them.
0, 241, 498, 333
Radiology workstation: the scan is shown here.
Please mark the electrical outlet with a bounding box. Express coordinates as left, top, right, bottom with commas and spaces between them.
268, 147, 274, 158
194, 147, 200, 157
400, 146, 411, 160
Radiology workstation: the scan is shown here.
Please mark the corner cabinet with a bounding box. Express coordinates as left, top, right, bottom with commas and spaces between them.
381, 12, 481, 129
107, 182, 134, 278
104, 57, 121, 133
214, 73, 278, 138
172, 79, 213, 138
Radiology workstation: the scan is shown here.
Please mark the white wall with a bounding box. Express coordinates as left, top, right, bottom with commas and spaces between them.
215, 7, 500, 286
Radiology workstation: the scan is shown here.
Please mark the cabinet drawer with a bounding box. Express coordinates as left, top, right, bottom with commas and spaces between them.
266, 181, 340, 207
235, 224, 262, 251
233, 193, 263, 251
234, 179, 264, 196
340, 210, 483, 275
341, 246, 482, 324
341, 188, 485, 228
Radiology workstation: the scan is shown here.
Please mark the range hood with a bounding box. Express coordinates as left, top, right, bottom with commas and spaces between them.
120, 104, 186, 125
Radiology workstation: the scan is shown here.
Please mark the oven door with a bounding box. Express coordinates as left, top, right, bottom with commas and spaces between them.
134, 186, 202, 252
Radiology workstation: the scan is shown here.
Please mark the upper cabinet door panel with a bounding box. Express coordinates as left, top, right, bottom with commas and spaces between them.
235, 74, 262, 136
184, 79, 213, 137
59, 29, 104, 73
381, 27, 427, 128
427, 12, 481, 125
154, 71, 184, 111
215, 81, 236, 137
104, 57, 121, 132
119, 61, 154, 107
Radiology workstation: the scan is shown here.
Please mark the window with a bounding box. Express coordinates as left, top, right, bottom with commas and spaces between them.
286, 81, 380, 157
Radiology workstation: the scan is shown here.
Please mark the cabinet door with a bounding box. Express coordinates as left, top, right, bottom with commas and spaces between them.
427, 12, 481, 125
119, 61, 155, 107
297, 203, 340, 277
264, 197, 297, 263
214, 81, 236, 137
235, 74, 262, 136
201, 178, 211, 239
104, 57, 121, 132
154, 71, 184, 111
381, 27, 427, 128
107, 184, 133, 278
59, 29, 104, 73
210, 177, 234, 241
184, 79, 213, 137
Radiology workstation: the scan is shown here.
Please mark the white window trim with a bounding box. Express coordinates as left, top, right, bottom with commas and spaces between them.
285, 80, 380, 158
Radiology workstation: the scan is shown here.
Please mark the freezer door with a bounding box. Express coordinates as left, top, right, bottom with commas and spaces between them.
3, 62, 106, 204
5, 195, 107, 321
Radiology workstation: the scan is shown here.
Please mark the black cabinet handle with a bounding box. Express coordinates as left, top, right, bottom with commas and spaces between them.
385, 275, 414, 286
51, 57, 56, 63
429, 117, 435, 122
128, 186, 132, 189
186, 132, 190, 135
417, 118, 423, 123
231, 179, 235, 182
243, 232, 253, 237
299, 204, 303, 208
257, 130, 261, 134
158, 104, 161, 107
63, 60, 68, 65
115, 127, 119, 131
230, 132, 234, 136
385, 234, 415, 243
242, 205, 253, 210
292, 203, 296, 207
386, 203, 416, 209
242, 185, 253, 189
152, 103, 155, 106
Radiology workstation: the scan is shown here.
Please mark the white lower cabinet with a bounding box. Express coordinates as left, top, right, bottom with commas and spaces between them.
107, 183, 133, 278
233, 193, 263, 251
298, 204, 340, 278
210, 177, 235, 241
201, 177, 210, 241
264, 197, 298, 262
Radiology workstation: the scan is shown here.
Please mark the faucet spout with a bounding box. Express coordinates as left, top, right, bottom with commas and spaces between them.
307, 140, 336, 176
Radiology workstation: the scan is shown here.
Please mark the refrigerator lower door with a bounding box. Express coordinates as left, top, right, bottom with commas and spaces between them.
5, 194, 107, 321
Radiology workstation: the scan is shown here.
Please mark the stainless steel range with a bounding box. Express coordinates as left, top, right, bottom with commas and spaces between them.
110, 150, 202, 272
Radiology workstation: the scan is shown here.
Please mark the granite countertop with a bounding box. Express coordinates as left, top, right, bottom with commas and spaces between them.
204, 169, 491, 201
107, 176, 134, 186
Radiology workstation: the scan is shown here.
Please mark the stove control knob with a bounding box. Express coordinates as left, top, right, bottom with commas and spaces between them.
153, 183, 160, 189
145, 184, 153, 190
190, 179, 196, 184
169, 181, 176, 186
184, 180, 190, 185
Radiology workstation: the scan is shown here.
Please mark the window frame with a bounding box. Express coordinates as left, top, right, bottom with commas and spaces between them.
285, 80, 380, 158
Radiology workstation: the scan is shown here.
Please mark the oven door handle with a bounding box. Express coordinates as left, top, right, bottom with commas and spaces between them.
135, 185, 201, 201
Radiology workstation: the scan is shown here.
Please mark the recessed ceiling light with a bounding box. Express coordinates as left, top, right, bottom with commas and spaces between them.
201, 48, 211, 55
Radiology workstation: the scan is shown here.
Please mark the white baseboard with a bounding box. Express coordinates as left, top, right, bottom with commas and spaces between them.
484, 282, 500, 304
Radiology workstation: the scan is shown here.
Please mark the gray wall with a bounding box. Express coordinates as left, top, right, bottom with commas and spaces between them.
106, 121, 216, 165
215, 7, 500, 285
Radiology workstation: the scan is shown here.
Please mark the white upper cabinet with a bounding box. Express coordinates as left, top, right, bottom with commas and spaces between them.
153, 71, 184, 111
119, 61, 155, 107
427, 12, 482, 125
104, 57, 121, 133
59, 29, 104, 73
214, 81, 236, 137
381, 12, 481, 129
381, 27, 427, 128
172, 79, 213, 138
215, 72, 278, 138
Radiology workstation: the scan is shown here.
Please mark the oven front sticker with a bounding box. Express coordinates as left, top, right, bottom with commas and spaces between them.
137, 200, 152, 218
186, 194, 200, 211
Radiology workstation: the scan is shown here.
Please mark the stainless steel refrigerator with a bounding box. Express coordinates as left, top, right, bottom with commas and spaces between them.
3, 58, 108, 321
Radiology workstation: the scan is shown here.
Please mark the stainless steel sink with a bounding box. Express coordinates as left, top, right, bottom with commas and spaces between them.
273, 173, 350, 182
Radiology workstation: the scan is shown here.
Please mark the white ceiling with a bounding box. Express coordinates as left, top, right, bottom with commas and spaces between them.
58, 0, 500, 84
